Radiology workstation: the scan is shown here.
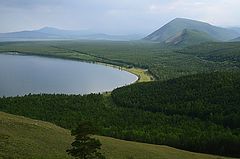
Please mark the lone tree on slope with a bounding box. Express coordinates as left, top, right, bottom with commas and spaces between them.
66, 121, 105, 159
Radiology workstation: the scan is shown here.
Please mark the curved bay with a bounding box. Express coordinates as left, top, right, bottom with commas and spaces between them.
0, 53, 137, 97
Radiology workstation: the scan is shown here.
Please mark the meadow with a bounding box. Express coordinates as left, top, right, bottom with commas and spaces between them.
0, 111, 236, 159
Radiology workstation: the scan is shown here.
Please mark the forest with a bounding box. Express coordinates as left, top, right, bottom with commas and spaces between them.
178, 42, 240, 67
112, 71, 240, 129
0, 72, 239, 157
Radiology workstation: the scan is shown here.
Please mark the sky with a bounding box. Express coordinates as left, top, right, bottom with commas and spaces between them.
0, 0, 240, 34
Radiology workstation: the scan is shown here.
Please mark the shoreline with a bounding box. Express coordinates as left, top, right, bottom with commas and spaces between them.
0, 51, 154, 96
1, 51, 154, 83
91, 61, 154, 83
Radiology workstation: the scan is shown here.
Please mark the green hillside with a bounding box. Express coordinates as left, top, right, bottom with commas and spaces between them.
0, 112, 236, 159
178, 42, 240, 66
144, 18, 239, 42
112, 72, 240, 124
165, 29, 216, 46
0, 111, 72, 159
112, 71, 240, 156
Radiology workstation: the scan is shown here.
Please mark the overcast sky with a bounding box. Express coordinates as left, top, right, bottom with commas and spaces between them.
0, 0, 240, 34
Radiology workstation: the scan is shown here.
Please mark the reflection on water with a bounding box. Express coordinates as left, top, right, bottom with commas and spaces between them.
0, 54, 137, 97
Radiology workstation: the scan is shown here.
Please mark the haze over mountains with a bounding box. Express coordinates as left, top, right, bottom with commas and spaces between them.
144, 18, 240, 45
1, 18, 240, 44
0, 27, 144, 41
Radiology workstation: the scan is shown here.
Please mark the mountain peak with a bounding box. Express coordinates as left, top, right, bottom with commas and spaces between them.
171, 17, 192, 21
37, 27, 61, 32
144, 18, 239, 42
172, 17, 204, 22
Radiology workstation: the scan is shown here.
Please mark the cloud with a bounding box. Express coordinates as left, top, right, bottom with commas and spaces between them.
0, 0, 239, 34
147, 0, 240, 26
0, 0, 61, 9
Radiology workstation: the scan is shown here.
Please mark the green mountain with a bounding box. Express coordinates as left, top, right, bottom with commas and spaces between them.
164, 29, 216, 46
2, 111, 234, 159
144, 18, 239, 42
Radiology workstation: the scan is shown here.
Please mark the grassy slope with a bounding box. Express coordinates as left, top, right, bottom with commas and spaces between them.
123, 67, 153, 82
0, 111, 72, 159
165, 29, 216, 47
0, 111, 235, 159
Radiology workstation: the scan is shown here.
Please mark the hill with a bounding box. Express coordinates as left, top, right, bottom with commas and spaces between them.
165, 29, 216, 46
112, 71, 240, 157
37, 27, 145, 40
36, 27, 92, 37
0, 111, 236, 159
0, 27, 144, 41
0, 30, 59, 39
0, 111, 72, 159
112, 71, 240, 128
144, 18, 239, 42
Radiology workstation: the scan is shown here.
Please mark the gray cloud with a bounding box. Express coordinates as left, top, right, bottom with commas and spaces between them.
0, 0, 239, 34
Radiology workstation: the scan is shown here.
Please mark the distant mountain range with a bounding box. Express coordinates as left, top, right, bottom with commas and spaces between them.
0, 27, 144, 41
144, 18, 240, 46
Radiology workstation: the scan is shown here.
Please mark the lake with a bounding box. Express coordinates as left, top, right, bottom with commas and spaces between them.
0, 53, 138, 97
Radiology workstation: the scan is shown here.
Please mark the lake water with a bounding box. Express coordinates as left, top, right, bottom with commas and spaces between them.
0, 53, 138, 97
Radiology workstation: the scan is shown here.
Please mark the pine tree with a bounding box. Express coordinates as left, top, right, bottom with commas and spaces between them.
66, 121, 105, 159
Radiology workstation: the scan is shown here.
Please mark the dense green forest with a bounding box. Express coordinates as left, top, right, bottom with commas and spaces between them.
112, 72, 240, 129
0, 72, 239, 157
178, 42, 240, 66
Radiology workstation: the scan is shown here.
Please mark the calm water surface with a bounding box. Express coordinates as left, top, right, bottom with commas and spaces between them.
0, 53, 137, 97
